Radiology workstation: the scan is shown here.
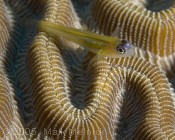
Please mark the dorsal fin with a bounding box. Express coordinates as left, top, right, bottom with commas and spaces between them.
111, 27, 120, 38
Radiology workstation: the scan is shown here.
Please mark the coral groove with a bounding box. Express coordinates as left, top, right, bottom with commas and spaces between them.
0, 1, 25, 139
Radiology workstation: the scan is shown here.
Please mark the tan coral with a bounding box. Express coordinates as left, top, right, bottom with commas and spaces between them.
26, 36, 175, 139
0, 0, 12, 55
0, 0, 26, 139
91, 0, 175, 56
24, 0, 175, 139
0, 65, 26, 139
1, 0, 175, 139
89, 0, 175, 90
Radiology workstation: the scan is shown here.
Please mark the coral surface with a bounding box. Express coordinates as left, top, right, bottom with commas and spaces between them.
0, 0, 175, 139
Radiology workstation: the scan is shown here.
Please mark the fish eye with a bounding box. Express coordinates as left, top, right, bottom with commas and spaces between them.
117, 46, 126, 54
116, 40, 131, 54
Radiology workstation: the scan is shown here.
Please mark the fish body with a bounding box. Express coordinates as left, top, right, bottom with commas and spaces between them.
25, 19, 135, 58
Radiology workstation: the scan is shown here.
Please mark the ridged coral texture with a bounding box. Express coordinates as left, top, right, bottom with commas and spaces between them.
0, 0, 175, 140
92, 0, 175, 56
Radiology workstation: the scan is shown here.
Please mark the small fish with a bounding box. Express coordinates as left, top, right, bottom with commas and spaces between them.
24, 19, 135, 58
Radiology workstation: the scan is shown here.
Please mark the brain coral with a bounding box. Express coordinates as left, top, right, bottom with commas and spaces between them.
0, 0, 175, 140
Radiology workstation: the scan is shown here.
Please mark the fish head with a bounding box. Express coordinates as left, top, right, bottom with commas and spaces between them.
98, 40, 135, 58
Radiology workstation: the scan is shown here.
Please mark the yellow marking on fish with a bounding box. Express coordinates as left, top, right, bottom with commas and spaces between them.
25, 19, 135, 58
